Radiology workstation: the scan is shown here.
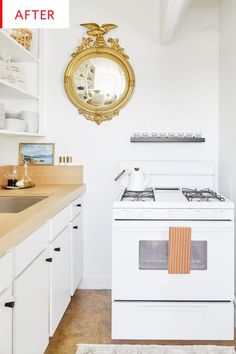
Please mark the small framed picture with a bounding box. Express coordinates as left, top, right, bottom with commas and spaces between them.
19, 143, 55, 166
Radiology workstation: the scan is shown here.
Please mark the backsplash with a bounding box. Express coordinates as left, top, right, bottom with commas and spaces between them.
0, 165, 83, 185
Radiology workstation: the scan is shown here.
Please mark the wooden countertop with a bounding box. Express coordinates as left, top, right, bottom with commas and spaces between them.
0, 184, 86, 257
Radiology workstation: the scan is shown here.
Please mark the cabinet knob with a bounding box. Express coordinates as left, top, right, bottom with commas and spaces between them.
76, 204, 82, 207
45, 257, 53, 263
5, 301, 15, 308
54, 247, 61, 252
73, 226, 78, 229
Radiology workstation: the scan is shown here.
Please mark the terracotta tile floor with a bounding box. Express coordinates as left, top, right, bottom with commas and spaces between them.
45, 290, 236, 354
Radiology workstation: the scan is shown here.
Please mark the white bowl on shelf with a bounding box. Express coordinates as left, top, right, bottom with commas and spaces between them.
5, 118, 25, 132
20, 111, 38, 133
0, 119, 5, 129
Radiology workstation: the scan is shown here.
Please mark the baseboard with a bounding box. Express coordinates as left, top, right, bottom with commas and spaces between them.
80, 276, 111, 289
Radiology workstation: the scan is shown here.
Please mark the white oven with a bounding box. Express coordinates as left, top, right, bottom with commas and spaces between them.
112, 219, 234, 301
112, 161, 235, 340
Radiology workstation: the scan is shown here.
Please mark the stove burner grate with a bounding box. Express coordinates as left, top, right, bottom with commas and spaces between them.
182, 188, 225, 202
121, 188, 155, 202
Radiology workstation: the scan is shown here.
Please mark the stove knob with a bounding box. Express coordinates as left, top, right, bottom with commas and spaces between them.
211, 210, 220, 218
200, 210, 206, 218
114, 210, 122, 218
145, 210, 151, 218
195, 209, 202, 217
121, 210, 128, 218
169, 210, 175, 218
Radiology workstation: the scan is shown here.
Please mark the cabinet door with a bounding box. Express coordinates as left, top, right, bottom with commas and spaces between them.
0, 287, 13, 354
13, 249, 49, 354
50, 226, 71, 336
71, 213, 83, 295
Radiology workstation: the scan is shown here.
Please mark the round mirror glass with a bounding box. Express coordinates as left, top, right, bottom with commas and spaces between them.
73, 57, 126, 107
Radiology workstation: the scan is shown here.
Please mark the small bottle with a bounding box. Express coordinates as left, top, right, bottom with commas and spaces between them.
7, 166, 18, 187
22, 161, 32, 187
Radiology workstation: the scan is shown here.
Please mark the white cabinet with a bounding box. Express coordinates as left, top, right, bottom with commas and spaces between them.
0, 287, 13, 354
71, 212, 83, 295
0, 192, 84, 352
49, 197, 83, 334
49, 226, 71, 336
13, 249, 49, 354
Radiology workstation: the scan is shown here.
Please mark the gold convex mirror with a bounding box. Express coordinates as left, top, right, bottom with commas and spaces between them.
64, 23, 135, 125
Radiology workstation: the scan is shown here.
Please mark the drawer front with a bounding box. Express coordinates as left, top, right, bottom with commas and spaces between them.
70, 197, 83, 221
0, 252, 13, 294
112, 301, 234, 340
50, 206, 70, 241
15, 223, 50, 277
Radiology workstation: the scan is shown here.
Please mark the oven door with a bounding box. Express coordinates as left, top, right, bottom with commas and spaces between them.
112, 220, 234, 301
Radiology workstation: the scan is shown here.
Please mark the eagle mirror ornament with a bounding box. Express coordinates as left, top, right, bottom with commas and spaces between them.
64, 23, 135, 125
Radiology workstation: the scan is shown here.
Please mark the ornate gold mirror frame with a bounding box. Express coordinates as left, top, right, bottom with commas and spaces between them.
64, 23, 135, 125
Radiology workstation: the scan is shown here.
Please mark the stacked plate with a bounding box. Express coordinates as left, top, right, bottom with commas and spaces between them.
0, 102, 5, 129
0, 108, 39, 133
5, 111, 26, 132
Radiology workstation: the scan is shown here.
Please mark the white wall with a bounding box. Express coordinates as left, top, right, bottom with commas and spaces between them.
219, 0, 236, 201
0, 137, 7, 165
2, 0, 219, 288
219, 0, 236, 293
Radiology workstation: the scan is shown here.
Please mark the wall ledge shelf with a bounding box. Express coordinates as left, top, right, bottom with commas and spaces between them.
0, 30, 39, 63
0, 130, 45, 137
0, 79, 39, 100
130, 137, 205, 143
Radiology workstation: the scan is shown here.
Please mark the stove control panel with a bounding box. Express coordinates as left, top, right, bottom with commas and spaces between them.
113, 208, 234, 221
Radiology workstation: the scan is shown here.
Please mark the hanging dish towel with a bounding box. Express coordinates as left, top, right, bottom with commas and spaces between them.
168, 227, 192, 274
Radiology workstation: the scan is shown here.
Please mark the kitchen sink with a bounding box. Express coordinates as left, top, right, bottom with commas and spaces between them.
0, 196, 48, 213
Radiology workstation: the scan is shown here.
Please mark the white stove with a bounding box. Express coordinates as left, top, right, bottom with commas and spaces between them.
113, 188, 234, 221
112, 162, 235, 341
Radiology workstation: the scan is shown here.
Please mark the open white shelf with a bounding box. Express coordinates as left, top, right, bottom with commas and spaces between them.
0, 129, 45, 137
0, 79, 39, 100
0, 30, 45, 138
0, 31, 39, 63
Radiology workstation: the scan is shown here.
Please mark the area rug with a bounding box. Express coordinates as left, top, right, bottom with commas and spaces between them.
76, 344, 235, 354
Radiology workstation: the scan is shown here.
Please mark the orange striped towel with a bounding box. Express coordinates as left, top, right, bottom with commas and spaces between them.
168, 227, 192, 274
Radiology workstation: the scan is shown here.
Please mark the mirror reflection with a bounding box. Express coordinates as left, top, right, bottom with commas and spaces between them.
73, 57, 126, 107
